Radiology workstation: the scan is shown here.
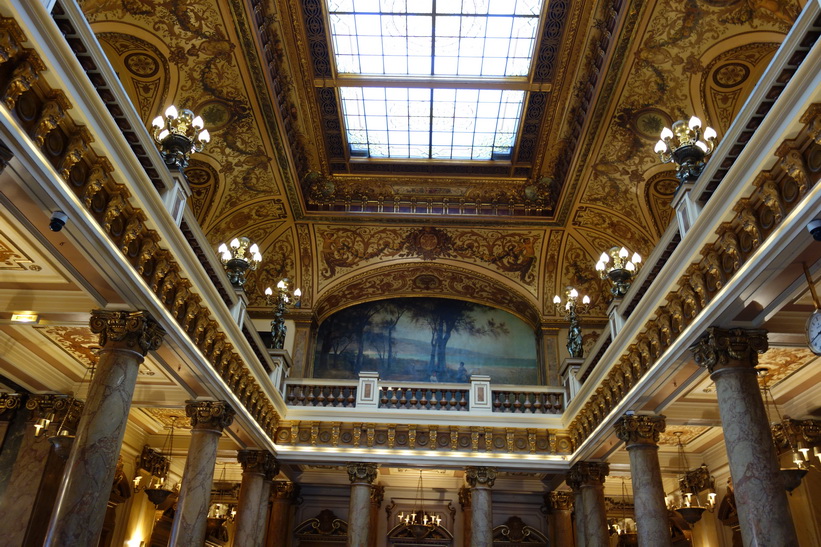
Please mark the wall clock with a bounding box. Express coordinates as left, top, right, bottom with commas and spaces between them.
803, 264, 821, 355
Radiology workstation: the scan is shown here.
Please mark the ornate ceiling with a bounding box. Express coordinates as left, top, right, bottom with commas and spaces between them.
78, 0, 802, 324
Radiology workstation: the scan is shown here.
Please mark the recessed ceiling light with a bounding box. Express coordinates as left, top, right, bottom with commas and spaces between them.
11, 312, 39, 323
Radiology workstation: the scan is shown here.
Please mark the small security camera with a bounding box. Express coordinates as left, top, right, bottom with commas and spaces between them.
49, 211, 68, 232
808, 219, 821, 242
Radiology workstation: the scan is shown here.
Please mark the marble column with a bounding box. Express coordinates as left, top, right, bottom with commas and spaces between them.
254, 456, 279, 547
46, 310, 164, 546
0, 393, 22, 449
234, 450, 274, 546
459, 486, 472, 547
369, 484, 384, 547
169, 400, 235, 547
567, 462, 609, 547
690, 328, 798, 546
567, 476, 586, 547
267, 481, 299, 546
614, 414, 671, 547
465, 466, 496, 547
544, 491, 574, 547
347, 462, 378, 547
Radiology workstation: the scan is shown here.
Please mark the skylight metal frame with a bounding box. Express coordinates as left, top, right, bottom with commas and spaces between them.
320, 0, 547, 164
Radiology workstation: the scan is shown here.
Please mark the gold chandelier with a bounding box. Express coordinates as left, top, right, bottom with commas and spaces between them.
596, 246, 642, 298
397, 471, 442, 540
668, 432, 716, 525
218, 237, 262, 288
151, 105, 210, 170
654, 116, 717, 184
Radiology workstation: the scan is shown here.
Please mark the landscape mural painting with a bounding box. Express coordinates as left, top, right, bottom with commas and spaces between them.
312, 297, 539, 384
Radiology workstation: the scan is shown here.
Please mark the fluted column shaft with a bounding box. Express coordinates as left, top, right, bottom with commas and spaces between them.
615, 414, 671, 547
347, 462, 377, 547
46, 310, 164, 546
169, 401, 235, 547
691, 328, 798, 546
466, 466, 496, 547
267, 482, 298, 546
568, 462, 609, 547
545, 491, 574, 547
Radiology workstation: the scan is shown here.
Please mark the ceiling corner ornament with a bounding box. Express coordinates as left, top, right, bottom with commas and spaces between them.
89, 309, 165, 356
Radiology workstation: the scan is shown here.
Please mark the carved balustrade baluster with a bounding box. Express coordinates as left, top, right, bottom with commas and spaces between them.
406, 388, 415, 408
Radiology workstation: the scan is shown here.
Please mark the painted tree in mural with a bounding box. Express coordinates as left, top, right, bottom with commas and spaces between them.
407, 299, 509, 376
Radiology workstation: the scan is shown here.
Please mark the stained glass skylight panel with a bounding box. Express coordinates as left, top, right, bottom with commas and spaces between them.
326, 0, 544, 160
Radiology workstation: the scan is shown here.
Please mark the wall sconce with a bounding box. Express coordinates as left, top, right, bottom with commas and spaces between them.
265, 279, 301, 350
596, 246, 642, 298
553, 287, 589, 359
218, 237, 261, 288
151, 105, 210, 170
654, 116, 717, 185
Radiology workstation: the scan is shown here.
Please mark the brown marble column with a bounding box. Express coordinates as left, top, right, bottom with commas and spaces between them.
567, 462, 609, 547
169, 400, 235, 547
614, 414, 670, 547
544, 491, 574, 547
254, 456, 279, 547
45, 310, 164, 546
690, 328, 798, 546
459, 486, 472, 546
0, 393, 22, 449
267, 481, 298, 546
369, 484, 384, 547
465, 466, 496, 547
347, 462, 378, 547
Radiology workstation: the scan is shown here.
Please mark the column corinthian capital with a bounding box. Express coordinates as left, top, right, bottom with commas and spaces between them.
544, 491, 574, 511
689, 327, 767, 374
465, 466, 497, 488
185, 400, 235, 432
614, 414, 666, 447
346, 462, 378, 484
90, 309, 165, 355
566, 461, 609, 491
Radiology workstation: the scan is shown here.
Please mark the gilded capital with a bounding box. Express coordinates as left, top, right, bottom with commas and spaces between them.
237, 450, 277, 479
465, 466, 497, 488
0, 392, 23, 420
458, 486, 471, 509
566, 461, 609, 491
614, 414, 666, 447
271, 481, 299, 501
346, 462, 378, 484
371, 483, 385, 505
90, 310, 165, 356
544, 491, 574, 511
689, 327, 767, 374
185, 400, 235, 432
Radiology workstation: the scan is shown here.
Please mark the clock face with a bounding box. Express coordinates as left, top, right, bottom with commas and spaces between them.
807, 310, 821, 355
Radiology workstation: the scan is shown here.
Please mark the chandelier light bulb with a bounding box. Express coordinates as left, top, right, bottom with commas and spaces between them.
618, 247, 628, 259
157, 129, 170, 141
595, 261, 605, 272
660, 127, 673, 141
553, 295, 561, 304
164, 105, 178, 119
230, 238, 241, 249
569, 288, 579, 299
249, 243, 260, 254
688, 116, 702, 130
151, 116, 164, 129
264, 287, 273, 296
252, 252, 262, 263
582, 295, 590, 305
626, 262, 635, 272
704, 126, 717, 140
696, 141, 708, 153
599, 251, 610, 263
294, 287, 302, 298
632, 252, 642, 264
192, 116, 204, 130
654, 140, 667, 153
217, 243, 228, 254
198, 129, 210, 144
277, 279, 287, 291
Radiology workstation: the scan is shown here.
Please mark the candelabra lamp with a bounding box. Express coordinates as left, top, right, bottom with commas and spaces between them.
654, 116, 717, 185
218, 237, 262, 288
265, 279, 302, 350
667, 432, 716, 525
151, 105, 210, 170
596, 246, 642, 298
553, 287, 590, 359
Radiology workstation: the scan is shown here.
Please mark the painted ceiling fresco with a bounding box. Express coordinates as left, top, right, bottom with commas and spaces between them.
78, 0, 803, 322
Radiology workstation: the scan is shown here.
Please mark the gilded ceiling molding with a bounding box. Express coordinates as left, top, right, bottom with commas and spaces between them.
311, 262, 541, 328
276, 421, 572, 456
0, 16, 280, 440
567, 107, 821, 449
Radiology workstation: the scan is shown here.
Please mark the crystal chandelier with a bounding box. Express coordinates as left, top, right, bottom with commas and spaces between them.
397, 471, 442, 540
265, 279, 302, 350
654, 116, 717, 184
151, 105, 210, 170
553, 287, 590, 359
596, 246, 642, 298
218, 237, 262, 288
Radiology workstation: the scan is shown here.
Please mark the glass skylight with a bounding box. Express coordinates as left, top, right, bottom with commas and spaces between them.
327, 0, 543, 161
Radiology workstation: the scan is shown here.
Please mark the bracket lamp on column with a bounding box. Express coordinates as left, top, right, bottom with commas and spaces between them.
596, 246, 642, 298
553, 287, 590, 359
151, 105, 210, 170
265, 279, 301, 350
218, 237, 262, 288
654, 116, 717, 185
